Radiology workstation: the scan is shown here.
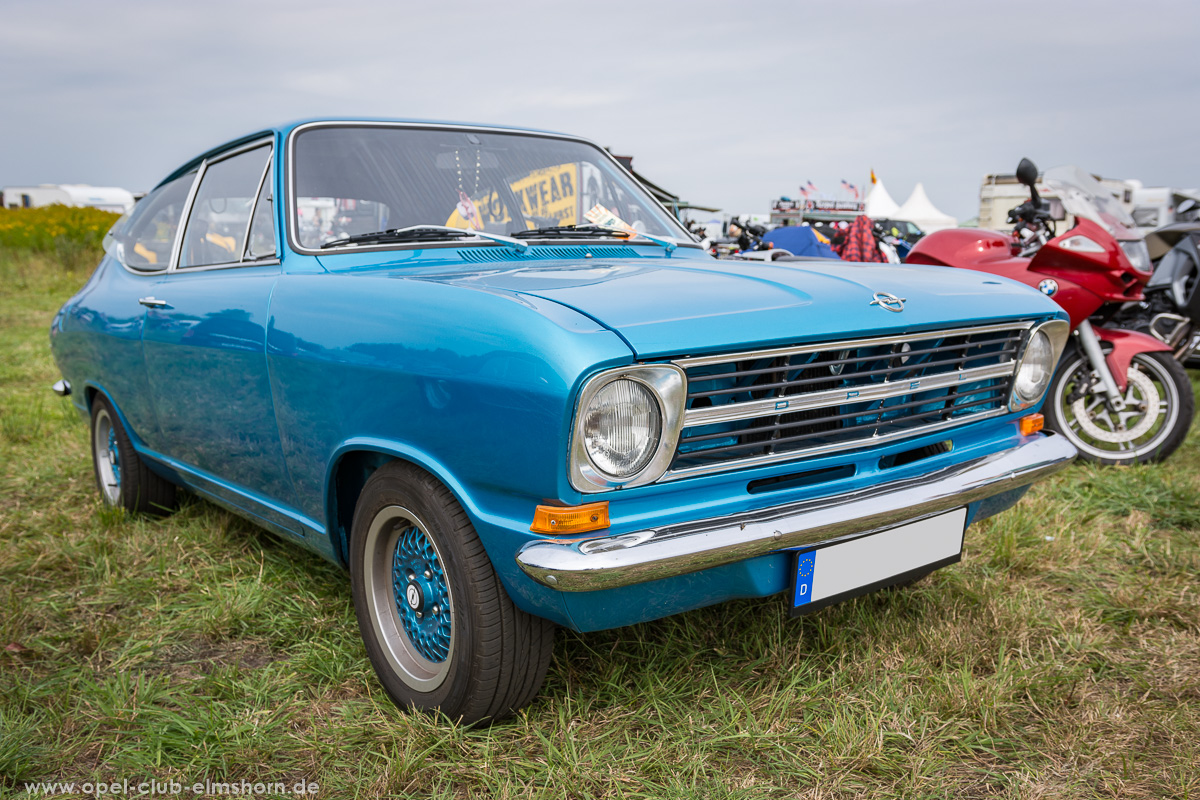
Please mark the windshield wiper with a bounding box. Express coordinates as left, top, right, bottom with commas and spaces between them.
509, 224, 616, 239
321, 225, 528, 252
509, 223, 677, 253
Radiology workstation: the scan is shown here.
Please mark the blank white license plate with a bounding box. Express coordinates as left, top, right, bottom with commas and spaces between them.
790, 507, 967, 615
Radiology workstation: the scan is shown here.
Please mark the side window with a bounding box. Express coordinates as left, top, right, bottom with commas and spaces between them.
111, 172, 196, 272
246, 160, 277, 259
179, 145, 271, 268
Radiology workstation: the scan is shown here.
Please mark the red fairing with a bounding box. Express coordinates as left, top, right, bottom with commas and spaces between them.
1029, 219, 1147, 306
906, 229, 1014, 268
907, 229, 1106, 327
907, 219, 1149, 329
1094, 326, 1172, 392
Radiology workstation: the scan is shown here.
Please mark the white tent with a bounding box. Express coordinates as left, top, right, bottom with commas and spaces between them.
894, 183, 957, 232
864, 179, 900, 218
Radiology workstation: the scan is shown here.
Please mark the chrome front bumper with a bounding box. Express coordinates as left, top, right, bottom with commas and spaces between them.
516, 434, 1077, 592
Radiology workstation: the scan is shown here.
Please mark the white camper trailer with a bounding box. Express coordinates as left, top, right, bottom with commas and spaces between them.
1, 184, 136, 214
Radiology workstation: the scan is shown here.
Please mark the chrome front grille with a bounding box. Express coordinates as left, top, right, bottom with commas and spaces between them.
666, 322, 1032, 480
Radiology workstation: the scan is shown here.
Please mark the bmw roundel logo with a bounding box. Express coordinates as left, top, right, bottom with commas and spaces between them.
1037, 279, 1059, 296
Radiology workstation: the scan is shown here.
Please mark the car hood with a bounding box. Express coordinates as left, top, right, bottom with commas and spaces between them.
372, 254, 1063, 359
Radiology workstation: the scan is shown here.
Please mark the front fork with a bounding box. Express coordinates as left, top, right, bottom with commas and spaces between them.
1074, 320, 1125, 412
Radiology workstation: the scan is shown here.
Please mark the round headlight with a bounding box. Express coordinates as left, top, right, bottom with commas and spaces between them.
582, 379, 662, 478
1014, 330, 1054, 402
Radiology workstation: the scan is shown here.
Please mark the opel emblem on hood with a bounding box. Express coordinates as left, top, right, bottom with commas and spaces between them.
869, 291, 906, 312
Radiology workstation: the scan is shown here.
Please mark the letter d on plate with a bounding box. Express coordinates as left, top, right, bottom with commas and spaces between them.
793, 551, 815, 607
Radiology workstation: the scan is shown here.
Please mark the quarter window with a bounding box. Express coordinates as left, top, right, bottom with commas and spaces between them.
111, 172, 196, 272
180, 145, 271, 268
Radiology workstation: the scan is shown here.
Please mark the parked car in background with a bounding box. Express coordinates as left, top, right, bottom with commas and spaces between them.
874, 218, 925, 245
50, 118, 1076, 723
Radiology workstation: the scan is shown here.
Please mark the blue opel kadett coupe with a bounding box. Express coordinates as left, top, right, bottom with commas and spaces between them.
50, 119, 1077, 722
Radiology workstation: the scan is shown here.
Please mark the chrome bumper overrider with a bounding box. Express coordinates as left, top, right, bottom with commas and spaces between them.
517, 434, 1077, 592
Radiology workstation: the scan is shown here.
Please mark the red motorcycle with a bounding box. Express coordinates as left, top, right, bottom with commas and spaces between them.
908, 159, 1194, 465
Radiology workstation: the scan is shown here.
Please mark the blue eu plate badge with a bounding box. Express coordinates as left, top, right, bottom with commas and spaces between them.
793, 551, 816, 608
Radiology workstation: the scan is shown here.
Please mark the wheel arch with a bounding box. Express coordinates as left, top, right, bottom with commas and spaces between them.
325, 440, 482, 568
81, 382, 131, 430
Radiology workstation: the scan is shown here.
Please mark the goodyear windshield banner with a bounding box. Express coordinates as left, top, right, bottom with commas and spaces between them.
447, 163, 580, 229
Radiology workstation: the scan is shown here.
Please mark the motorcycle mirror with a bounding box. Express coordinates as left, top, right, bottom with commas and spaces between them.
1177, 199, 1196, 215
1015, 158, 1039, 188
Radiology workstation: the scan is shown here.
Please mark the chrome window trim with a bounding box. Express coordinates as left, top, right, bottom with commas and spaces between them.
569, 364, 687, 493
166, 165, 205, 274
240, 155, 274, 262
157, 258, 281, 274
672, 321, 1036, 369
283, 120, 698, 258
170, 138, 274, 274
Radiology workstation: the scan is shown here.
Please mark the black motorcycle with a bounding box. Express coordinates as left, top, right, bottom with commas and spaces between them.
1110, 221, 1200, 368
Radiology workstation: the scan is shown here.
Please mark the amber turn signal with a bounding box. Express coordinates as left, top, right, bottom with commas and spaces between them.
1019, 413, 1044, 436
530, 502, 610, 534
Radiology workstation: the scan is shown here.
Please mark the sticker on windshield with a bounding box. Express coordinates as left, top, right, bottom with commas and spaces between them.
584, 204, 639, 237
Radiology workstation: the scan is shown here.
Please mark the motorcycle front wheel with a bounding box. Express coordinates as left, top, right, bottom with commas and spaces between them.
1043, 351, 1194, 465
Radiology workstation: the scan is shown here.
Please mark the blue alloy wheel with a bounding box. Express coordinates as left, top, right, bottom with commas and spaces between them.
392, 523, 452, 662
93, 405, 122, 505
350, 462, 556, 723
108, 427, 121, 486
362, 505, 456, 691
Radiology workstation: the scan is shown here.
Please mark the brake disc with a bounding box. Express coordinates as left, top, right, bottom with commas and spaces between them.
1070, 368, 1160, 444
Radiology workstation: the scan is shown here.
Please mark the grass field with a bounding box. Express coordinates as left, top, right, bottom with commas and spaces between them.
1, 229, 1199, 799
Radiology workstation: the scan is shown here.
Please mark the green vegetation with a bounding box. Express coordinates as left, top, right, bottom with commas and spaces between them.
1, 224, 1197, 798
0, 207, 119, 273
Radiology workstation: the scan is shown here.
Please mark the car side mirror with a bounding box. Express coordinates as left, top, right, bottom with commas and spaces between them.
1015, 158, 1038, 188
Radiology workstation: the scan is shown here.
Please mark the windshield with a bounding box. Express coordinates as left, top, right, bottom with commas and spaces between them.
289, 125, 689, 250
1041, 165, 1137, 240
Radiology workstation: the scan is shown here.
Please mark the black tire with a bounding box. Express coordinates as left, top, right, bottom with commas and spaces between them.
1043, 350, 1194, 465
349, 461, 555, 725
90, 396, 176, 514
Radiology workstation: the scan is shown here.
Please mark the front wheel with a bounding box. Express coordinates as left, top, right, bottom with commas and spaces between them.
349, 462, 555, 724
1043, 351, 1194, 465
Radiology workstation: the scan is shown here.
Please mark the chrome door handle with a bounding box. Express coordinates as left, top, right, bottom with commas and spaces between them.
138, 296, 171, 308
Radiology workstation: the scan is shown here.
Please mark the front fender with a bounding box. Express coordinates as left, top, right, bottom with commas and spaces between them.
1095, 326, 1172, 391
322, 437, 575, 628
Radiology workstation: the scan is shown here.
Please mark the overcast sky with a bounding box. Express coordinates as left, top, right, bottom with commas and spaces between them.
3, 0, 1198, 221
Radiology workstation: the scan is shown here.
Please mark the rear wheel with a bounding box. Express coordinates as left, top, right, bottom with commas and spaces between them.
349, 462, 555, 724
90, 396, 176, 514
1043, 351, 1194, 465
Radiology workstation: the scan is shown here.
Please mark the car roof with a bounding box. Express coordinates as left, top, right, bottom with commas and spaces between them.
155, 117, 577, 189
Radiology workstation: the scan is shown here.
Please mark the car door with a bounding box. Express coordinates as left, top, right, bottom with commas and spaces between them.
70, 171, 197, 444
141, 141, 299, 524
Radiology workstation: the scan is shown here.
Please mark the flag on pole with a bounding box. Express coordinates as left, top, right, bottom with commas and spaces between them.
870, 168, 877, 185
